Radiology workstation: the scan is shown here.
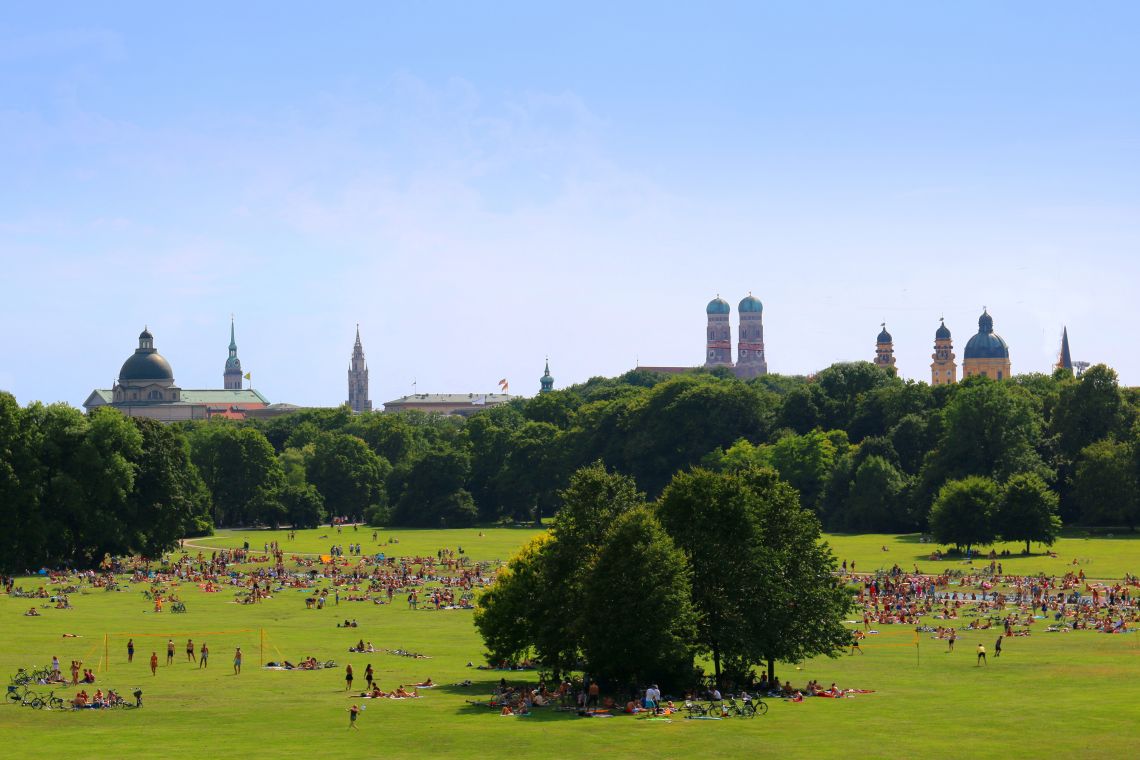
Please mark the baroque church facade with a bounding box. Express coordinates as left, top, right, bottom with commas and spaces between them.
872, 309, 1014, 383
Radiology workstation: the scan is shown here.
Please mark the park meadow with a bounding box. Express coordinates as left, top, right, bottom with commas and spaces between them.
3, 526, 1139, 759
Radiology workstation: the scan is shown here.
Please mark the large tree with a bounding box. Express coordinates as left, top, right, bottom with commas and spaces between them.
305, 431, 389, 523
657, 467, 851, 686
994, 472, 1061, 553
581, 507, 697, 688
928, 476, 998, 554
1072, 438, 1138, 528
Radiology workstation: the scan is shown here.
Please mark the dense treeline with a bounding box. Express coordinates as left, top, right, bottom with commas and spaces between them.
0, 396, 210, 570
3, 360, 1139, 568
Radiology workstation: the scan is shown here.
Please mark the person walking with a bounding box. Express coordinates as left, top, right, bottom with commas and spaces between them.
166, 639, 175, 665
994, 635, 1002, 658
199, 642, 209, 668
348, 704, 360, 729
127, 638, 135, 663
976, 643, 987, 666
948, 630, 956, 652
233, 647, 242, 675
186, 638, 196, 663
364, 663, 374, 689
149, 652, 158, 676
345, 664, 354, 691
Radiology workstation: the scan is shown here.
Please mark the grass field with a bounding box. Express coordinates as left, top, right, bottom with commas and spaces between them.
2, 528, 1139, 759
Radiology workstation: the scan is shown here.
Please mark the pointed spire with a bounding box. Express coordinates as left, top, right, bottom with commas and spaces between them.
1057, 327, 1073, 372
229, 315, 237, 350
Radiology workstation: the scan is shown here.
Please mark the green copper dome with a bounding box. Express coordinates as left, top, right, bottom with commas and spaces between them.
119, 327, 174, 382
706, 296, 730, 315
119, 349, 174, 382
963, 310, 1009, 359
738, 294, 763, 313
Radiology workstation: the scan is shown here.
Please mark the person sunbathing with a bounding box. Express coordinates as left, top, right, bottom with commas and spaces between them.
365, 686, 388, 698
393, 685, 412, 698
414, 678, 434, 687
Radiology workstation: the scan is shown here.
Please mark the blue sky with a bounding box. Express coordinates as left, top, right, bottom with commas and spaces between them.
3, 3, 1139, 407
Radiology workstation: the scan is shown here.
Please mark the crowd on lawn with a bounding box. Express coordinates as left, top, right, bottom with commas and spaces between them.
846, 559, 1139, 638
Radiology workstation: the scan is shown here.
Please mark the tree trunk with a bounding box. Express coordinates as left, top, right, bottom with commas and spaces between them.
1026, 539, 1031, 555
712, 642, 721, 689
767, 657, 775, 686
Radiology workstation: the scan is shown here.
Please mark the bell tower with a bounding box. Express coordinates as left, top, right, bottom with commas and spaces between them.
930, 318, 956, 386
874, 323, 896, 371
223, 317, 243, 390
704, 296, 733, 367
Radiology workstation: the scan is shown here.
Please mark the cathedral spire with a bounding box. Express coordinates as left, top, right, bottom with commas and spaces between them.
1057, 326, 1073, 374
540, 357, 554, 394
348, 325, 372, 412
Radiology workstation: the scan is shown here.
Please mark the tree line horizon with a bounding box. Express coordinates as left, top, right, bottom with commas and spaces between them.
2, 359, 1139, 570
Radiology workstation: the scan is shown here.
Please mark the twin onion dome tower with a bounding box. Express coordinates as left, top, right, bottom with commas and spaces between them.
875, 309, 1015, 383
704, 294, 768, 379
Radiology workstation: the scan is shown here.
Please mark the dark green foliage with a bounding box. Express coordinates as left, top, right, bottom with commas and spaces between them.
581, 507, 697, 687
929, 476, 999, 553
995, 473, 1061, 553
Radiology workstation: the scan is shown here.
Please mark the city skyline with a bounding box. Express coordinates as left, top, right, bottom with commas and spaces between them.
2, 3, 1138, 406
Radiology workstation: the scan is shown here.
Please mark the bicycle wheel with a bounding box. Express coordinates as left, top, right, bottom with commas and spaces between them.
739, 703, 756, 718
29, 697, 45, 709
48, 697, 64, 710
754, 700, 769, 716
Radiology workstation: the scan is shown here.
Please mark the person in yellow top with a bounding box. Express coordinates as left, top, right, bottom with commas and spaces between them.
976, 643, 986, 666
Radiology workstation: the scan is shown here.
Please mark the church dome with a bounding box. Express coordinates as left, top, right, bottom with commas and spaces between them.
706, 296, 730, 315
738, 294, 763, 313
119, 351, 174, 382
119, 328, 174, 382
935, 320, 951, 341
877, 326, 893, 344
963, 310, 1009, 359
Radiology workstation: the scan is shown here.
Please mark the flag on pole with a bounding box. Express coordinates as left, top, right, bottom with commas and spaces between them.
498, 378, 509, 392
244, 372, 251, 380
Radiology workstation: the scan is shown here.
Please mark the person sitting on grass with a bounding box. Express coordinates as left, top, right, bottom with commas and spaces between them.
73, 690, 88, 708
25, 607, 40, 616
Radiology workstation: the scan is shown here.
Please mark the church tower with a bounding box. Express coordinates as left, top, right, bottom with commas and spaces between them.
347, 325, 372, 412
735, 293, 767, 378
874, 323, 896, 371
223, 318, 243, 389
1056, 327, 1073, 375
930, 318, 956, 386
539, 359, 554, 394
704, 296, 733, 367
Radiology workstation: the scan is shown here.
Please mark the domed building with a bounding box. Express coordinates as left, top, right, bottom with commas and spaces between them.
962, 309, 1011, 380
84, 325, 270, 422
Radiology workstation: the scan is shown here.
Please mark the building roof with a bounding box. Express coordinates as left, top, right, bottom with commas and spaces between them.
384, 393, 515, 406
738, 294, 763, 313
87, 388, 269, 406
935, 319, 952, 340
963, 309, 1010, 360
178, 389, 270, 405
119, 350, 174, 382
706, 296, 730, 315
877, 324, 893, 344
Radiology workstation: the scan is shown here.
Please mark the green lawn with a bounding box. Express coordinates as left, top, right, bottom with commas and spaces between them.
2, 528, 1138, 758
